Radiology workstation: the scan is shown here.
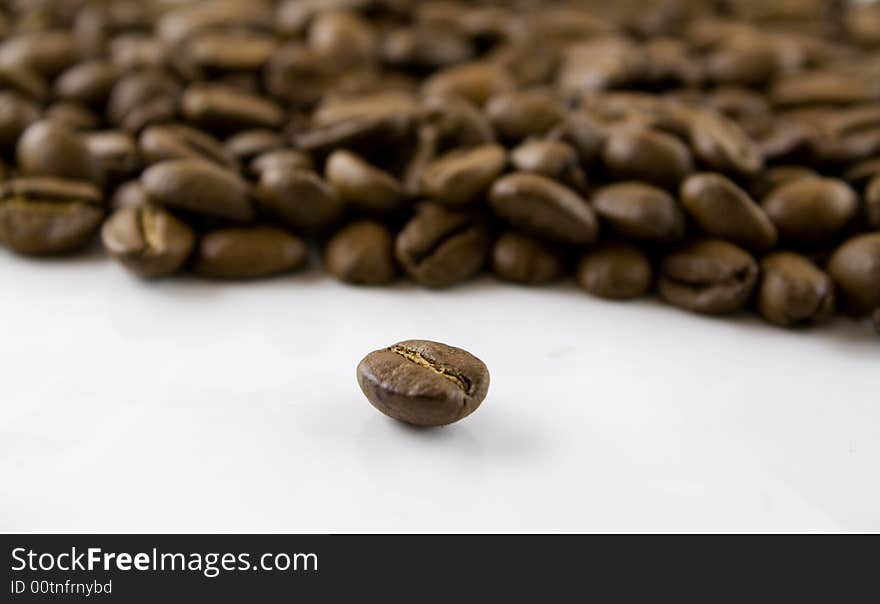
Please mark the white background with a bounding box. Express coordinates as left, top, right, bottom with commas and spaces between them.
1, 247, 877, 532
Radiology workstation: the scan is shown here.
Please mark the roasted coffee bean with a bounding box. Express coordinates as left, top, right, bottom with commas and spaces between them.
757, 252, 834, 327
395, 203, 490, 288
510, 139, 588, 193
308, 10, 377, 69
294, 113, 412, 158
489, 173, 598, 245
751, 166, 819, 199
550, 113, 607, 166
54, 60, 116, 107
325, 150, 405, 215
681, 173, 777, 252
0, 177, 104, 255
324, 221, 397, 285
249, 149, 314, 178
576, 244, 653, 300
141, 159, 253, 222
592, 182, 684, 242
0, 62, 48, 103
420, 144, 507, 206
193, 227, 308, 280
157, 0, 274, 45
827, 233, 880, 315
602, 127, 694, 189
107, 70, 181, 133
0, 92, 40, 155
102, 205, 195, 278
16, 120, 101, 184
83, 131, 140, 181
874, 308, 880, 334
357, 340, 490, 427
865, 176, 880, 230
491, 231, 566, 285
111, 180, 150, 210
256, 168, 344, 233
184, 31, 277, 73
770, 71, 879, 107
44, 102, 101, 132
224, 129, 284, 164
688, 109, 764, 176
659, 239, 759, 315
422, 94, 495, 150
182, 84, 284, 133
0, 31, 81, 77
139, 124, 237, 170
762, 178, 858, 245
422, 61, 515, 106
382, 26, 474, 71
485, 90, 564, 144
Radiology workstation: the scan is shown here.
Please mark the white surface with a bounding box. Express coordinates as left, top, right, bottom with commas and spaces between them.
0, 247, 877, 533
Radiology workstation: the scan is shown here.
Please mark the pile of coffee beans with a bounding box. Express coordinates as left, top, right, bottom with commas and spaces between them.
2, 0, 880, 332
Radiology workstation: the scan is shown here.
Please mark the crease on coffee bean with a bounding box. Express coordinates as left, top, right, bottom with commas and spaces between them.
409, 221, 474, 265
138, 207, 163, 254
389, 344, 472, 393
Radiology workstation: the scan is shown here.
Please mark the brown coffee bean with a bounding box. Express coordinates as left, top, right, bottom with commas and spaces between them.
83, 131, 140, 181
422, 94, 495, 150
557, 38, 646, 95
141, 159, 254, 222
382, 27, 474, 71
420, 144, 507, 206
750, 166, 819, 199
758, 252, 834, 327
396, 203, 490, 288
489, 172, 598, 246
44, 102, 100, 132
705, 37, 778, 87
102, 205, 195, 278
592, 182, 684, 242
157, 0, 274, 45
54, 60, 116, 107
689, 109, 764, 176
308, 10, 377, 69
491, 231, 566, 285
193, 227, 308, 279
485, 90, 564, 144
357, 339, 490, 427
294, 112, 413, 158
0, 177, 104, 255
139, 124, 237, 171
255, 168, 344, 233
762, 178, 858, 245
659, 239, 758, 315
827, 233, 880, 315
0, 62, 49, 103
107, 70, 181, 133
110, 180, 150, 210
0, 31, 81, 77
249, 149, 314, 178
602, 127, 694, 189
577, 243, 653, 300
324, 221, 397, 285
0, 92, 40, 155
184, 31, 277, 73
16, 120, 101, 184
422, 61, 514, 106
770, 71, 880, 107
325, 150, 405, 215
865, 176, 880, 230
224, 129, 284, 164
681, 173, 777, 252
510, 139, 588, 193
182, 84, 283, 133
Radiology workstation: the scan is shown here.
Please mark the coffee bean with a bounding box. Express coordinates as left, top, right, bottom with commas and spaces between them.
107, 70, 181, 133
770, 71, 879, 107
382, 27, 474, 71
659, 239, 758, 314
224, 129, 284, 164
255, 168, 344, 233
249, 149, 314, 178
420, 144, 507, 206
865, 176, 880, 230
16, 120, 101, 184
602, 127, 694, 189
592, 182, 684, 242
750, 166, 819, 199
157, 0, 274, 46
54, 60, 116, 107
325, 150, 405, 215
492, 231, 566, 285
110, 180, 150, 210
758, 252, 834, 327
44, 102, 101, 132
102, 205, 195, 278
294, 113, 412, 158
0, 177, 104, 255
705, 36, 778, 87
489, 172, 598, 245
324, 221, 396, 285
422, 94, 495, 150
357, 340, 490, 427
0, 31, 81, 77
762, 178, 858, 245
0, 92, 40, 156
184, 31, 277, 73
83, 131, 140, 182
395, 203, 490, 288
139, 124, 238, 171
308, 10, 377, 69
0, 62, 49, 103
141, 159, 254, 222
510, 139, 588, 193
182, 84, 284, 133
681, 173, 777, 252
193, 227, 308, 279
576, 243, 653, 300
422, 61, 514, 106
688, 109, 764, 176
485, 90, 564, 144
827, 233, 880, 315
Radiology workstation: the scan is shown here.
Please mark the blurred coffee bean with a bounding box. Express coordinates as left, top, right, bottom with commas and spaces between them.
762, 178, 858, 245
750, 166, 819, 199
224, 130, 284, 165
510, 139, 588, 193
485, 90, 564, 144
688, 109, 764, 176
422, 61, 514, 106
382, 27, 474, 71
107, 70, 181, 133
491, 231, 566, 285
758, 252, 834, 327
681, 173, 777, 252
184, 31, 277, 73
249, 149, 314, 178
102, 205, 195, 278
395, 203, 490, 288
54, 60, 116, 107
110, 180, 150, 210
141, 159, 254, 222
0, 62, 49, 103
592, 182, 684, 242
324, 220, 397, 285
0, 31, 81, 77
827, 233, 880, 315
420, 144, 507, 206
490, 172, 598, 246
0, 177, 104, 255
326, 150, 405, 215
602, 127, 694, 189
16, 120, 101, 184
193, 227, 308, 280
0, 92, 40, 156
659, 239, 758, 314
308, 10, 377, 69
83, 131, 140, 182
139, 124, 238, 171
865, 176, 880, 230
255, 168, 344, 233
577, 243, 653, 300
182, 84, 284, 133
